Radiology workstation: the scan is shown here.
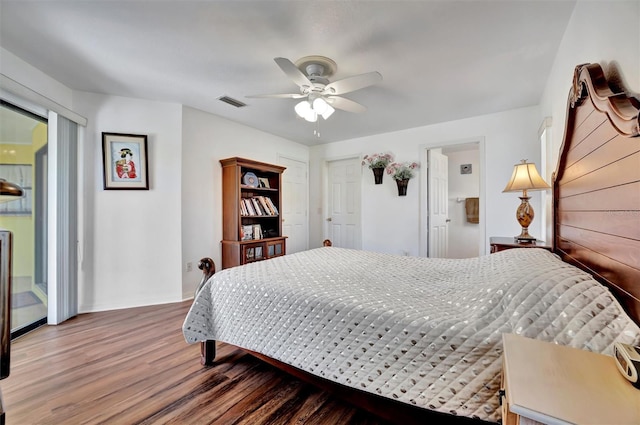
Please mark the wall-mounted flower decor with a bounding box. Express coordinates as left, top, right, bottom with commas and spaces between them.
386, 161, 420, 196
362, 152, 394, 184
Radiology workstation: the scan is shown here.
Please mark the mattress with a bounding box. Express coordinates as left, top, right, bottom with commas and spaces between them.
183, 247, 640, 422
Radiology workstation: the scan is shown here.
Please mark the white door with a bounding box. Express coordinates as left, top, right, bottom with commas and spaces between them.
428, 149, 449, 257
279, 156, 308, 254
326, 157, 361, 249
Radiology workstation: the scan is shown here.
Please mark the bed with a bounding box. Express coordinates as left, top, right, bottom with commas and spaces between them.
183, 63, 640, 424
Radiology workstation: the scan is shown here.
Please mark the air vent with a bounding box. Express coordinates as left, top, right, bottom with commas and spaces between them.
218, 96, 246, 108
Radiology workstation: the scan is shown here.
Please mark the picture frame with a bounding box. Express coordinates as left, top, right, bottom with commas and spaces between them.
241, 225, 254, 241
258, 177, 270, 188
102, 132, 149, 190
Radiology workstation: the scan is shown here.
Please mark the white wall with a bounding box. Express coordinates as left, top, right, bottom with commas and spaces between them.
445, 148, 480, 258
538, 0, 640, 240
309, 106, 542, 256
73, 92, 184, 312
180, 106, 309, 298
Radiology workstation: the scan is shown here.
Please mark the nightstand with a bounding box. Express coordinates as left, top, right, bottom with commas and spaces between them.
490, 237, 551, 253
501, 333, 640, 425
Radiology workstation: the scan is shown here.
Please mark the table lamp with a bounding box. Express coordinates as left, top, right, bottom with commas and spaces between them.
502, 160, 550, 242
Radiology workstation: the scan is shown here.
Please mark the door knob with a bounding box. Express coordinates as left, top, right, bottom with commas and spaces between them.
326, 217, 332, 222
446, 219, 451, 223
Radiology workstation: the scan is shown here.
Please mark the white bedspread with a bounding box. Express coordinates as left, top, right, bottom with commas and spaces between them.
183, 247, 640, 423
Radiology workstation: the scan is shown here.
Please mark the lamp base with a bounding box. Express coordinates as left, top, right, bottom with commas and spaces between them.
514, 195, 537, 243
514, 227, 537, 243
515, 235, 537, 243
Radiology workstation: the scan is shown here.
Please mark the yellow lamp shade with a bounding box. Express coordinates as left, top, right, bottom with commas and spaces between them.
503, 160, 550, 193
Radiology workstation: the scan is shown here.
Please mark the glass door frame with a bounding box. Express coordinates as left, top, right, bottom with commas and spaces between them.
34, 144, 47, 293
0, 101, 48, 338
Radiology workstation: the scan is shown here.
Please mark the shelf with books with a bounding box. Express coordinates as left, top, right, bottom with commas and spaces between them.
239, 195, 279, 217
220, 157, 287, 269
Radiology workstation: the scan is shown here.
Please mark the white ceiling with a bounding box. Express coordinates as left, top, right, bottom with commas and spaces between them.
0, 1, 576, 146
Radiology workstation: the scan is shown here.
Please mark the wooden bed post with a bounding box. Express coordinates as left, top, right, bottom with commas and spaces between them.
195, 257, 217, 366
200, 340, 216, 366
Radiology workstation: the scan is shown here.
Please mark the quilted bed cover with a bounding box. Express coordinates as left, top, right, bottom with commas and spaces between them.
183, 247, 640, 423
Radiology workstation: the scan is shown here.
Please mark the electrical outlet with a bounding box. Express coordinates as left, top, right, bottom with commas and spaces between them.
186, 262, 193, 272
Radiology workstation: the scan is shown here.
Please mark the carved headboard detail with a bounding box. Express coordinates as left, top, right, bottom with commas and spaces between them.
554, 63, 640, 325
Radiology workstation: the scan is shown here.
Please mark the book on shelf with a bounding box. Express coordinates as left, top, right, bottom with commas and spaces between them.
240, 199, 248, 216
252, 224, 262, 240
265, 197, 278, 215
251, 198, 263, 215
258, 196, 273, 215
244, 198, 256, 216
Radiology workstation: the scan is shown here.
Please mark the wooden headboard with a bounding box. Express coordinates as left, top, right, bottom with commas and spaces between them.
553, 63, 640, 325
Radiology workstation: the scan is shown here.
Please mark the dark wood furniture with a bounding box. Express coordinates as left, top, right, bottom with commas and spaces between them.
0, 230, 12, 425
489, 237, 551, 253
220, 157, 286, 269
195, 63, 640, 425
553, 63, 640, 325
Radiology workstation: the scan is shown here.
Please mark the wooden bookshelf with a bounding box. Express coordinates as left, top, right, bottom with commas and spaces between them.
220, 157, 286, 269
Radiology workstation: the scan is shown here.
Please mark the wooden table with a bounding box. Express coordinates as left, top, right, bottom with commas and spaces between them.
490, 237, 551, 253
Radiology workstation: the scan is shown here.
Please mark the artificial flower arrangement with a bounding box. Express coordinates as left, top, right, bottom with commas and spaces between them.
386, 161, 420, 180
361, 152, 395, 169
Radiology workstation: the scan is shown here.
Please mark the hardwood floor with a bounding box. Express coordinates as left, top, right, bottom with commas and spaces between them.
2, 301, 390, 425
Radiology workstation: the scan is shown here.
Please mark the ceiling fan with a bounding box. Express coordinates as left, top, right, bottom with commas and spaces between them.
247, 56, 382, 122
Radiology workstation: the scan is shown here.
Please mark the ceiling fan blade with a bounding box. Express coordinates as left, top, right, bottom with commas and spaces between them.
274, 57, 312, 88
246, 93, 306, 99
327, 96, 367, 113
324, 71, 382, 95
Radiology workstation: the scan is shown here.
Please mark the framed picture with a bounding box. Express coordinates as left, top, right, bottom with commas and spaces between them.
102, 132, 149, 190
241, 225, 254, 241
258, 177, 270, 188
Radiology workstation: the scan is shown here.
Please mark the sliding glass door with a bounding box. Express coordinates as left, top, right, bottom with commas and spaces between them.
0, 102, 48, 337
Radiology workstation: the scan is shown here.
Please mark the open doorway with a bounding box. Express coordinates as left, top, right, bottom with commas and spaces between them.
0, 101, 48, 337
420, 138, 485, 258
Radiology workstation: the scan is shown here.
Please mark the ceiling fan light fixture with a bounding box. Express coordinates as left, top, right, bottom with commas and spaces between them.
295, 100, 321, 122
295, 100, 311, 118
304, 110, 318, 122
312, 97, 329, 114
321, 104, 335, 120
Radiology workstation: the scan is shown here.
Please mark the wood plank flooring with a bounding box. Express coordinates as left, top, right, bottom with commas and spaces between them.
2, 301, 390, 425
